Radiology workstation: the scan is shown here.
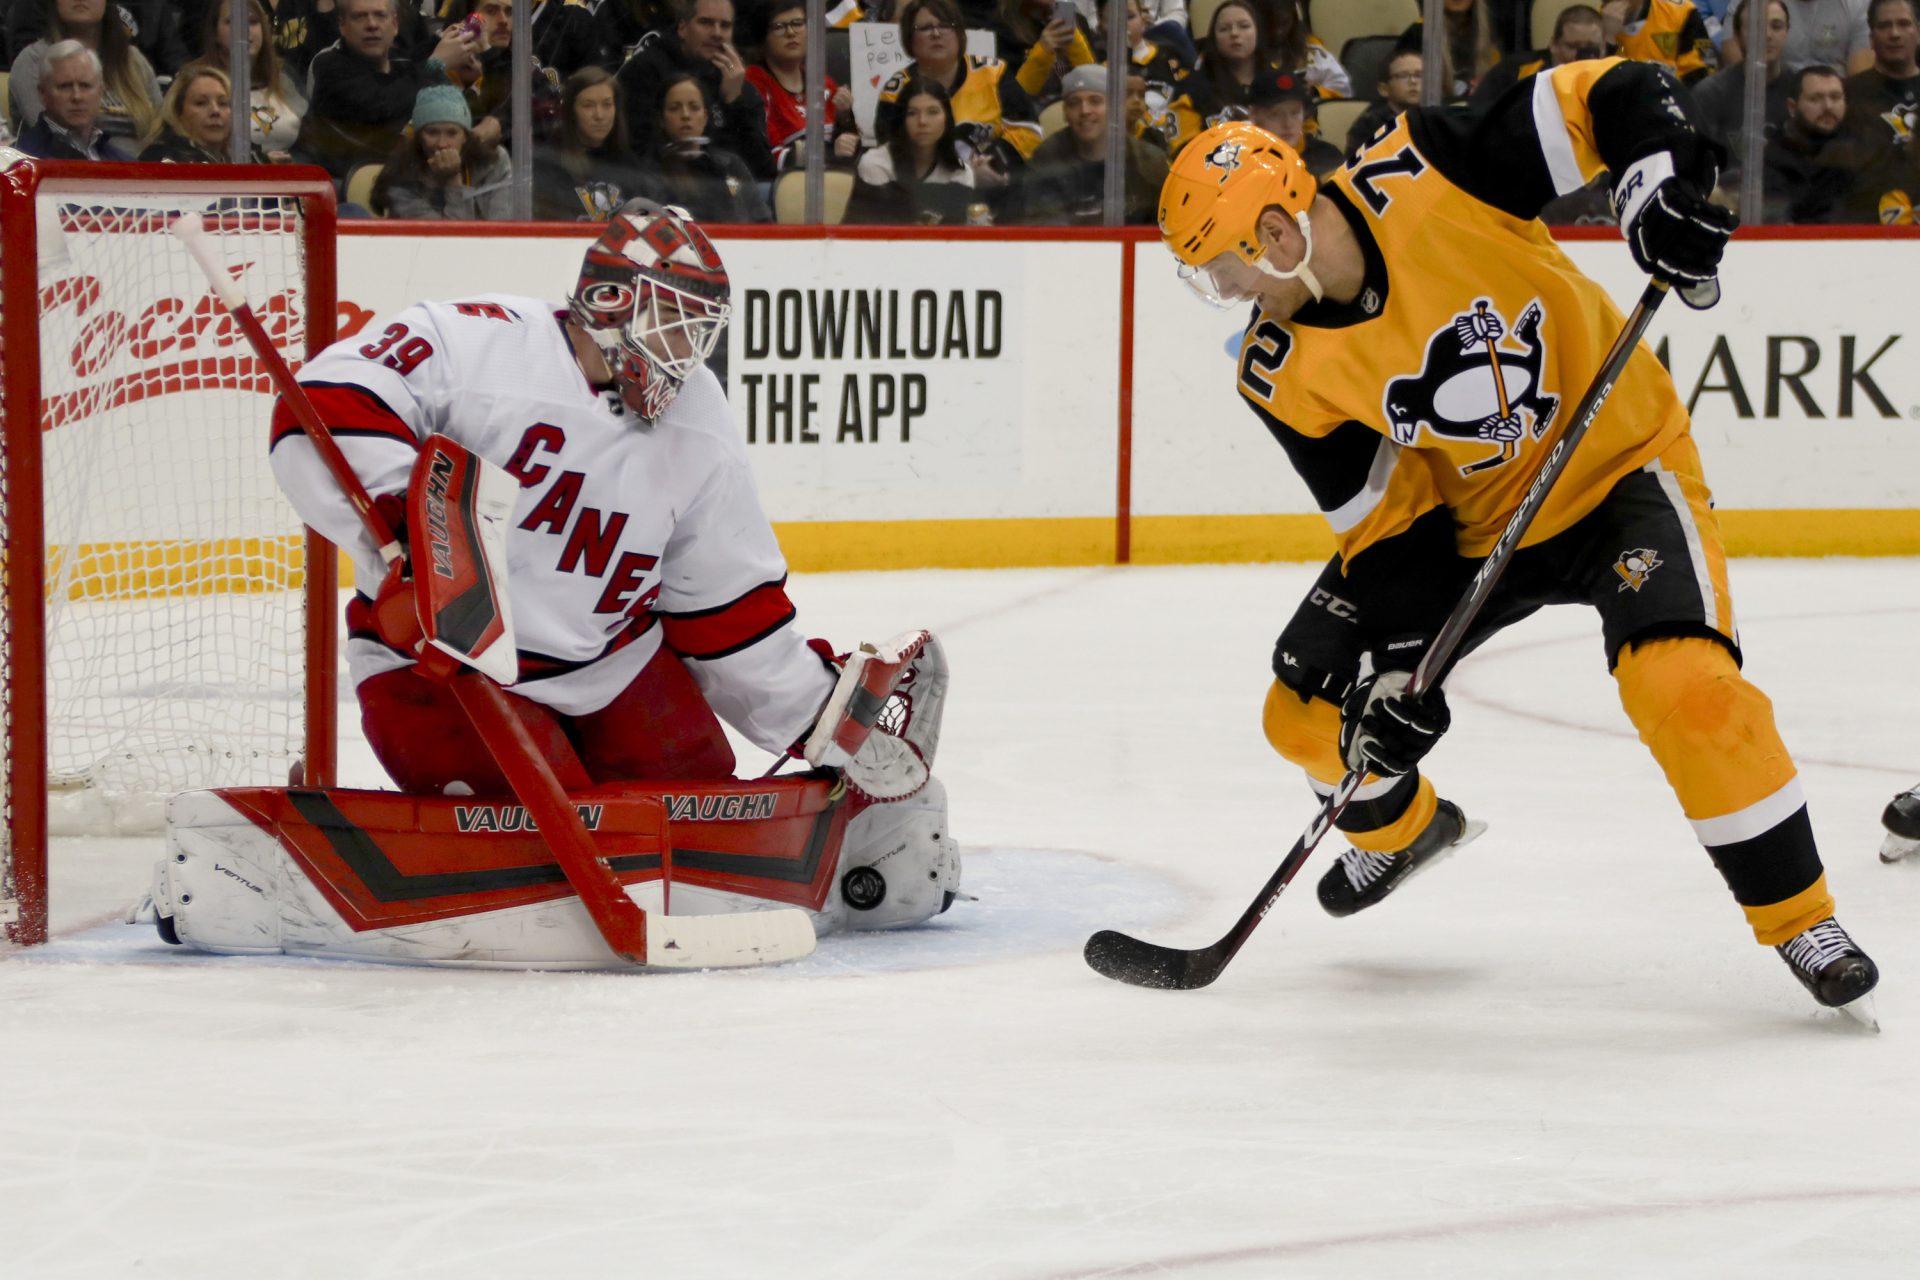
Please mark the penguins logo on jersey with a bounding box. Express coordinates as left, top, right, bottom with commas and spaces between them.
1204, 140, 1245, 173
1614, 547, 1663, 592
1383, 298, 1560, 477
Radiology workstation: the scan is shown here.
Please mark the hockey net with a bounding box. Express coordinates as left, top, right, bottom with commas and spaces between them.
1, 156, 338, 945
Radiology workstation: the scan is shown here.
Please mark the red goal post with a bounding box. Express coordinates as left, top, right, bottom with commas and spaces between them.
0, 155, 340, 946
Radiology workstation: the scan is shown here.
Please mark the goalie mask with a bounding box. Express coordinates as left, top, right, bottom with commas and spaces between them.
569, 200, 732, 420
1158, 121, 1324, 307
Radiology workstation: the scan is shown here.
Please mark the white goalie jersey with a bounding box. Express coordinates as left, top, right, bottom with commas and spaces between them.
271, 292, 833, 753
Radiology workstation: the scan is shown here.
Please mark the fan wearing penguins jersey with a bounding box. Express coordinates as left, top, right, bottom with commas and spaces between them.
1158, 58, 1879, 1016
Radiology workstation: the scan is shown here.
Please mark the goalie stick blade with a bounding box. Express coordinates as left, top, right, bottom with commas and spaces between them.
1084, 929, 1228, 991
645, 908, 818, 970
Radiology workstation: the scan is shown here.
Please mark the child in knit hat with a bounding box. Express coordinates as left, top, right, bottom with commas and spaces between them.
371, 83, 515, 219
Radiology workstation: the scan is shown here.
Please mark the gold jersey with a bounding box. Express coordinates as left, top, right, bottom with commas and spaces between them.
1234, 57, 1698, 561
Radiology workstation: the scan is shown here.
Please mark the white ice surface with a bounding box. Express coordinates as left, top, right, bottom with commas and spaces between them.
5, 559, 1920, 1279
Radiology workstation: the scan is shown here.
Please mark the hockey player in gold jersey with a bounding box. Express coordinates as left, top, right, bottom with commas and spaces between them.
1158, 56, 1878, 1017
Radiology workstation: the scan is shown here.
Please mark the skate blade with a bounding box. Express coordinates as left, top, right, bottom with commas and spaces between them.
1880, 833, 1918, 864
1838, 994, 1880, 1032
1402, 818, 1489, 887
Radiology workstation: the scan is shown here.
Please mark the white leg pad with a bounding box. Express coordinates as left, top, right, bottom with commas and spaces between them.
820, 776, 963, 932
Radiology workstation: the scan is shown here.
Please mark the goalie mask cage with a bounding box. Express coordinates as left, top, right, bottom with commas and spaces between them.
1, 156, 339, 946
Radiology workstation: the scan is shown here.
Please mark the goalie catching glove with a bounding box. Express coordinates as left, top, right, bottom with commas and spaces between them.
801, 630, 949, 803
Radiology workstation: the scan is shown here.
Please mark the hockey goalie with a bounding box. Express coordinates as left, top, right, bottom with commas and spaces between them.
142, 200, 961, 969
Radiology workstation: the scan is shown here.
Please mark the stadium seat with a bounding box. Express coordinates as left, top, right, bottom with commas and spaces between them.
1315, 98, 1369, 149
773, 169, 855, 224
1190, 0, 1227, 41
1309, 0, 1419, 63
1040, 100, 1068, 138
345, 163, 382, 213
1339, 34, 1401, 100
1532, 0, 1589, 48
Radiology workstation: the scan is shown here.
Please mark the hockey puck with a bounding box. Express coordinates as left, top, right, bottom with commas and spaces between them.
841, 866, 887, 911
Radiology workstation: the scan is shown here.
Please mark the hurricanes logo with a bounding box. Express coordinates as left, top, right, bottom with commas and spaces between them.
1383, 298, 1560, 476
1614, 547, 1663, 592
1204, 140, 1244, 173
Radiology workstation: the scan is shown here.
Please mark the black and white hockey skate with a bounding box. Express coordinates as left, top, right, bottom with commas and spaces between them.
1316, 799, 1485, 918
1880, 784, 1920, 863
1776, 917, 1879, 1029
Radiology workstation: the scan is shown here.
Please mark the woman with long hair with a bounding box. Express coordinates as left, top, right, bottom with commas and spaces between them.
872, 0, 1042, 202
8, 0, 160, 143
634, 70, 771, 222
1400, 0, 1497, 98
1163, 0, 1265, 152
845, 74, 979, 225
373, 84, 516, 220
747, 0, 859, 169
181, 0, 305, 160
1258, 0, 1350, 97
138, 64, 264, 162
533, 66, 654, 219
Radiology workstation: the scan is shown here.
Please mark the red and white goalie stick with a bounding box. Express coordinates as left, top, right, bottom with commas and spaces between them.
171, 212, 814, 970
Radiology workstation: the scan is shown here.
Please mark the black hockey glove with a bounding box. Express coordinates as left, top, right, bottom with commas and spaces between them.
1340, 671, 1450, 777
1612, 151, 1738, 310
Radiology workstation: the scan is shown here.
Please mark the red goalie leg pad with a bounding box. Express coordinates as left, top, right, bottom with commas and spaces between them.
573, 648, 736, 782
359, 667, 591, 795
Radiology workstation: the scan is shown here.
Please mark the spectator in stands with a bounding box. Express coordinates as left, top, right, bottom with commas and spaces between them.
875, 0, 1040, 209
186, 0, 305, 160
6, 0, 187, 79
1246, 66, 1339, 175
269, 0, 341, 87
634, 68, 771, 220
1345, 46, 1421, 154
997, 0, 1094, 107
1764, 63, 1884, 218
596, 0, 676, 70
1122, 0, 1184, 142
525, 0, 607, 74
300, 0, 480, 180
746, 0, 857, 169
1400, 0, 1498, 98
373, 82, 514, 216
1165, 0, 1266, 151
1727, 0, 1873, 71
447, 0, 564, 148
1260, 0, 1350, 97
533, 63, 652, 216
13, 38, 133, 156
1845, 0, 1917, 147
9, 0, 160, 144
1472, 4, 1609, 106
1600, 0, 1718, 80
138, 64, 263, 160
1693, 0, 1794, 165
846, 73, 979, 223
1125, 60, 1171, 148
1019, 62, 1166, 223
617, 0, 775, 179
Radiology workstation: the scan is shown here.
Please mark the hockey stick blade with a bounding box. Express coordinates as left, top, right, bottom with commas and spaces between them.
647, 908, 817, 970
1084, 929, 1229, 990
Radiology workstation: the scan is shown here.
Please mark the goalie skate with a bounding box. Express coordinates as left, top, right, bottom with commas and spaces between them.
1316, 799, 1485, 918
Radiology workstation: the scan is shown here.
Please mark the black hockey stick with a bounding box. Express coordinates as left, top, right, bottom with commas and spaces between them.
1086, 280, 1670, 990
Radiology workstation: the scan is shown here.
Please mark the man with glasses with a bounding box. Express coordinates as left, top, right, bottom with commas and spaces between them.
299, 0, 482, 181
618, 0, 776, 178
1156, 55, 1881, 1022
1343, 47, 1424, 157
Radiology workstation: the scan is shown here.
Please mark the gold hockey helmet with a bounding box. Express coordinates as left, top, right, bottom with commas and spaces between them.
1158, 122, 1321, 306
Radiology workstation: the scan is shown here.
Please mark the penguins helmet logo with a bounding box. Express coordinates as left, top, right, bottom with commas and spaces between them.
1614, 547, 1663, 592
1383, 297, 1560, 476
1204, 140, 1244, 174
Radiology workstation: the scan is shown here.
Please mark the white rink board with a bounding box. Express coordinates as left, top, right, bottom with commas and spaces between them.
334, 234, 1122, 523
1129, 237, 1920, 516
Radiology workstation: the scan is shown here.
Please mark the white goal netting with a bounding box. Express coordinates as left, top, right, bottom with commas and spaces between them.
7, 190, 320, 855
